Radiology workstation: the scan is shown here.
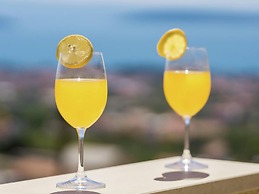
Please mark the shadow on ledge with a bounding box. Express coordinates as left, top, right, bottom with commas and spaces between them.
50, 191, 100, 194
154, 171, 209, 181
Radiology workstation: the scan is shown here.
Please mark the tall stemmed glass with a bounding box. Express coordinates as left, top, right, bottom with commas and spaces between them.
55, 52, 107, 190
163, 47, 211, 171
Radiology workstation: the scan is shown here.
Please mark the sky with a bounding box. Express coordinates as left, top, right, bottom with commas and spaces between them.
3, 0, 259, 10
1, 0, 259, 74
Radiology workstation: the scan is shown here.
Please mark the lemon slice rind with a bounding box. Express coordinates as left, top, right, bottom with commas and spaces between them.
56, 34, 93, 68
157, 28, 187, 60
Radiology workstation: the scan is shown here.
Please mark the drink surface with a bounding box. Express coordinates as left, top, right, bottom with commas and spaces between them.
163, 70, 211, 117
55, 78, 107, 128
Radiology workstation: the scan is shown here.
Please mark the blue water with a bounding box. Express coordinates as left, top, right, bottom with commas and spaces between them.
1, 1, 259, 75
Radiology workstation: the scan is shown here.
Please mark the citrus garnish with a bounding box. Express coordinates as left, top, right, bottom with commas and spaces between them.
157, 28, 187, 60
56, 34, 93, 68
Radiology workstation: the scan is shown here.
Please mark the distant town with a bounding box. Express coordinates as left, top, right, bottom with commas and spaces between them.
0, 68, 258, 183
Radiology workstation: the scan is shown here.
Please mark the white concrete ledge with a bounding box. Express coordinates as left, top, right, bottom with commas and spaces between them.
0, 157, 259, 194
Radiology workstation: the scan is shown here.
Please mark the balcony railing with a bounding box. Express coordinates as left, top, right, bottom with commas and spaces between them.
0, 157, 259, 194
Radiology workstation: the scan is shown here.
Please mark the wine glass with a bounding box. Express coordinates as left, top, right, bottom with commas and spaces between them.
163, 47, 211, 171
55, 52, 107, 190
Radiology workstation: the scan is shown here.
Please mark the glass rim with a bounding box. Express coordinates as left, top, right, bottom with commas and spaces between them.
92, 51, 103, 55
58, 51, 103, 57
165, 47, 208, 62
186, 47, 207, 51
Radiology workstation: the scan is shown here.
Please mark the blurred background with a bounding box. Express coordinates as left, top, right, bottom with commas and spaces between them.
0, 0, 259, 183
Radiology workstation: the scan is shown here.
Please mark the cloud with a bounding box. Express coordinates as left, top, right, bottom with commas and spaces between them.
2, 0, 259, 12
122, 8, 259, 23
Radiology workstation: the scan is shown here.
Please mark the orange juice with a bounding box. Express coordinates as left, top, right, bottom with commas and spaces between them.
55, 78, 107, 128
163, 70, 210, 117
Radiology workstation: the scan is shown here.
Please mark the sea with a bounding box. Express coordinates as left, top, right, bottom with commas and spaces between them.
0, 0, 259, 75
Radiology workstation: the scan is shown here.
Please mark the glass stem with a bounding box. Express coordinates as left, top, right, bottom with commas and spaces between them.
76, 127, 87, 179
182, 116, 192, 160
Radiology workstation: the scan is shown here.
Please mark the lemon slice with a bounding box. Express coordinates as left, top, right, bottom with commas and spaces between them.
157, 28, 187, 60
56, 34, 93, 68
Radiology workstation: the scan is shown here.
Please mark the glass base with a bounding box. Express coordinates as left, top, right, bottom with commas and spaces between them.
165, 158, 208, 171
56, 175, 105, 190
